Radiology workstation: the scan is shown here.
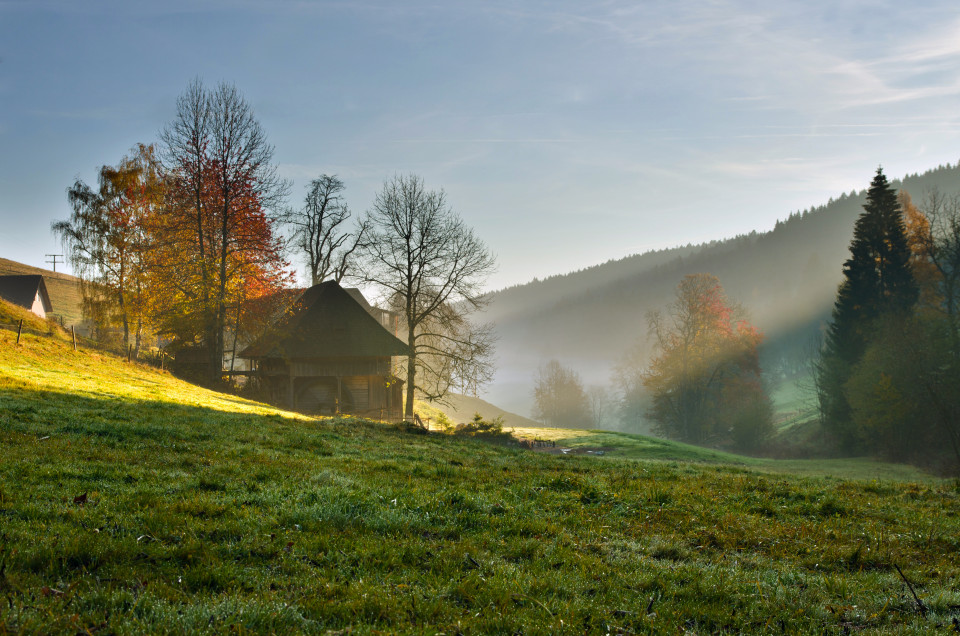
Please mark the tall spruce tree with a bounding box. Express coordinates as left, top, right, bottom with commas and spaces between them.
820, 167, 917, 450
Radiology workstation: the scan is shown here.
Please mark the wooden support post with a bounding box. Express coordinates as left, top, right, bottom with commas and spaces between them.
16, 319, 23, 345
336, 376, 342, 415
71, 326, 77, 351
288, 365, 296, 410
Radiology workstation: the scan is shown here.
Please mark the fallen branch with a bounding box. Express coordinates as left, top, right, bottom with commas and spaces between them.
894, 564, 927, 616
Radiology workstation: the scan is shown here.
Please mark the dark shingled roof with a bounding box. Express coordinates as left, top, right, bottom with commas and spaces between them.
240, 281, 409, 359
0, 275, 52, 313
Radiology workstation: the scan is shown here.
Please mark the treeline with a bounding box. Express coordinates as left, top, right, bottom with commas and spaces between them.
817, 169, 960, 471
532, 273, 773, 451
521, 166, 960, 465
483, 162, 960, 432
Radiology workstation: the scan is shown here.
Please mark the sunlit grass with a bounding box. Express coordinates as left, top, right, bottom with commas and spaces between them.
2, 323, 959, 633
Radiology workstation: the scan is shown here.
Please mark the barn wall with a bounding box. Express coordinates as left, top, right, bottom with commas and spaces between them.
282, 374, 400, 415
344, 376, 370, 411
31, 293, 46, 319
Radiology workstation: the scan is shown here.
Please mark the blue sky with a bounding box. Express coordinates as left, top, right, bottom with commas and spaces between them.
3, 0, 960, 290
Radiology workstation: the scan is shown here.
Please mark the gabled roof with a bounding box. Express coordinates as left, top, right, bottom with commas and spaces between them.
240, 281, 409, 359
344, 288, 374, 312
0, 275, 53, 313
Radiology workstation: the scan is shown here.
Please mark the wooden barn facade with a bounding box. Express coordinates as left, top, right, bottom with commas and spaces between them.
240, 281, 408, 419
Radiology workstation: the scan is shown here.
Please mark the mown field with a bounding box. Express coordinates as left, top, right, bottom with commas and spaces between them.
2, 301, 960, 633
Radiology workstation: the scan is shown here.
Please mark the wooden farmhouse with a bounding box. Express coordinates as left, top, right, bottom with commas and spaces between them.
240, 281, 408, 419
0, 275, 53, 319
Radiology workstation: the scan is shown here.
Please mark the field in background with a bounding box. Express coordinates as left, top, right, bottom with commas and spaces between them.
2, 300, 959, 632
507, 426, 934, 482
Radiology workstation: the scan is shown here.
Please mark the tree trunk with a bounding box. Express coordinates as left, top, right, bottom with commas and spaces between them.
404, 322, 416, 418
211, 200, 230, 383
230, 300, 241, 374
118, 261, 129, 351
134, 316, 142, 360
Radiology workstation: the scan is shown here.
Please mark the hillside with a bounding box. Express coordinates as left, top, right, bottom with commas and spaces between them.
428, 392, 543, 429
0, 256, 84, 325
479, 163, 960, 418
3, 301, 959, 632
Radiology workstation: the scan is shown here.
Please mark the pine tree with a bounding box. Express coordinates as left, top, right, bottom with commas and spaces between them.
820, 167, 918, 450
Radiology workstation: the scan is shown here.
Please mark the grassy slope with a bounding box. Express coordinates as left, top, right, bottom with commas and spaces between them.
2, 322, 960, 633
428, 392, 543, 429
0, 257, 84, 326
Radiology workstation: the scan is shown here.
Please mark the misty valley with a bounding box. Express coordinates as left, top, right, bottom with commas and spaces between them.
3, 76, 960, 633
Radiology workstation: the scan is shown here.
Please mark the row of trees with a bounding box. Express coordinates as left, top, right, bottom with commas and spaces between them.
54, 80, 496, 418
56, 81, 291, 372
531, 360, 615, 430
818, 168, 960, 468
531, 168, 959, 465
532, 274, 773, 450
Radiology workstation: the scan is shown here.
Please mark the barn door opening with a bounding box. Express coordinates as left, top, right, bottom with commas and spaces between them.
297, 378, 354, 414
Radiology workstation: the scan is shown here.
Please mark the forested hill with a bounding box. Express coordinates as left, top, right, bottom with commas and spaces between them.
479, 162, 960, 417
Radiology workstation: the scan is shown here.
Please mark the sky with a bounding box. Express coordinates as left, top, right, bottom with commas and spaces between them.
2, 0, 960, 291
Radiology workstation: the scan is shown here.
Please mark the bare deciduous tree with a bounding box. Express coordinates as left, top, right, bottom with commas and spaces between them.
532, 359, 590, 428
920, 190, 960, 352
283, 175, 367, 284
587, 385, 611, 428
360, 174, 496, 418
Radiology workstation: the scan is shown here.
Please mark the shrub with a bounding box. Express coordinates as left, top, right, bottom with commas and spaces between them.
452, 413, 513, 443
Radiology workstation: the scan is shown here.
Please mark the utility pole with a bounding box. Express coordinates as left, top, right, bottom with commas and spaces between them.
45, 254, 63, 273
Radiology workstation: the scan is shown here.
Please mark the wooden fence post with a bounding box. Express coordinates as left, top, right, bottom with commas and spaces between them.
72, 326, 77, 351
16, 319, 23, 345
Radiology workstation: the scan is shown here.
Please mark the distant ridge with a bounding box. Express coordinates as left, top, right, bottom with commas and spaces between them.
479, 162, 960, 418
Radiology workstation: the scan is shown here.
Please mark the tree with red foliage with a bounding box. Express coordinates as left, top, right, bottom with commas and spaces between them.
643, 274, 772, 449
157, 80, 290, 379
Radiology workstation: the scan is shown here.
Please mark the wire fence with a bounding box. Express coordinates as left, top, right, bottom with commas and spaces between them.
0, 314, 172, 369
0, 314, 85, 346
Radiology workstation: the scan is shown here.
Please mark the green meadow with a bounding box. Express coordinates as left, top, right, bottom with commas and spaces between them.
2, 303, 959, 634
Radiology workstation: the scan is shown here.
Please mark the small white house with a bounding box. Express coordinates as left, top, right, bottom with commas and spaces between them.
0, 275, 54, 319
